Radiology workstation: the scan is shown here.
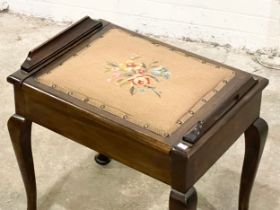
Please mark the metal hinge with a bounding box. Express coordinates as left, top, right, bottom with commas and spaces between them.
182, 121, 205, 144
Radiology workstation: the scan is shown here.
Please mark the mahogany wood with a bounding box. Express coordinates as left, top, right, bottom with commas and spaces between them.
7, 115, 36, 210
6, 16, 269, 210
239, 118, 268, 210
21, 16, 103, 72
15, 83, 172, 184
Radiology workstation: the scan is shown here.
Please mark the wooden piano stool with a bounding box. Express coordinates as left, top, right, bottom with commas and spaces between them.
7, 17, 269, 210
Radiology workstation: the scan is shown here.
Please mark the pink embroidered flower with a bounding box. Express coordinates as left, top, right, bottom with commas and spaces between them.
138, 69, 146, 75
107, 71, 121, 83
112, 71, 121, 78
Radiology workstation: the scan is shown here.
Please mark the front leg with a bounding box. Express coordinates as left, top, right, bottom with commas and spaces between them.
169, 187, 198, 210
169, 145, 198, 210
8, 114, 36, 210
239, 118, 268, 210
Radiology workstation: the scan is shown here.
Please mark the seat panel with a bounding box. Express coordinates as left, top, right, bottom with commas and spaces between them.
36, 28, 235, 136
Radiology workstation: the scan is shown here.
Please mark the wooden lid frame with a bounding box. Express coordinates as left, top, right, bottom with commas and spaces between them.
7, 16, 264, 149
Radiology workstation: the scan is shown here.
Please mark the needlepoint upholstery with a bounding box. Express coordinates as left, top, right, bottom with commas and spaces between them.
36, 28, 235, 136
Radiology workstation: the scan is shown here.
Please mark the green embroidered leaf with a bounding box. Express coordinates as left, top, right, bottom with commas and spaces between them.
149, 75, 160, 82
151, 87, 161, 97
130, 55, 140, 60
125, 73, 133, 77
119, 80, 130, 86
142, 63, 147, 68
130, 86, 136, 95
107, 62, 118, 67
116, 78, 124, 83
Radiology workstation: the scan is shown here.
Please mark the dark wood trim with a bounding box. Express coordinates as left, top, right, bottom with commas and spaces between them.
181, 76, 257, 144
169, 78, 267, 193
21, 16, 103, 72
7, 18, 110, 85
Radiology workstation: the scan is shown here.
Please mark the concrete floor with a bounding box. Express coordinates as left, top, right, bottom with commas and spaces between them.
0, 12, 279, 210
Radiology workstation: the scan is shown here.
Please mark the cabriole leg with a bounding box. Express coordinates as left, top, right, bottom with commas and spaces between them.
8, 114, 36, 210
239, 118, 268, 210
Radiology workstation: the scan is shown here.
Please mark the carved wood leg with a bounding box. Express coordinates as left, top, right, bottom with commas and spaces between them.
94, 153, 111, 165
8, 114, 36, 210
169, 187, 198, 210
239, 118, 268, 210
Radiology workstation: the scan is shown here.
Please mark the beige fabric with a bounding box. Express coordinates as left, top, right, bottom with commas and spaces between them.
36, 28, 235, 136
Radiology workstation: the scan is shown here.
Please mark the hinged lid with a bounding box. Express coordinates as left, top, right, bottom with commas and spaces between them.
11, 17, 258, 144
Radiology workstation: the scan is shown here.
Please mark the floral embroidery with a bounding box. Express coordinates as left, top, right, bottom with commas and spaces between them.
105, 56, 170, 97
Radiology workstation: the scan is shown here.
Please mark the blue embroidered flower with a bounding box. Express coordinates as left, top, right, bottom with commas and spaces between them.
151, 67, 171, 79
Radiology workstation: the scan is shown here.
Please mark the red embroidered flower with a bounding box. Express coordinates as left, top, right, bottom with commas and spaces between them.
130, 75, 150, 87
